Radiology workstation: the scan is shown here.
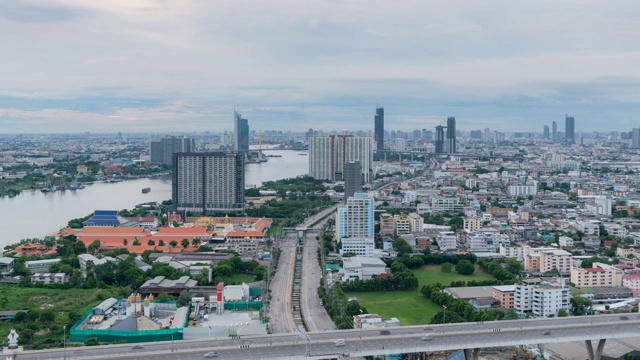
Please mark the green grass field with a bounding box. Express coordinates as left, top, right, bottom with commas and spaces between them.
0, 286, 123, 348
223, 273, 255, 284
347, 264, 495, 325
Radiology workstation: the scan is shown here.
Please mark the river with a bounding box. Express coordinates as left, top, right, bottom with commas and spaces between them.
0, 148, 308, 249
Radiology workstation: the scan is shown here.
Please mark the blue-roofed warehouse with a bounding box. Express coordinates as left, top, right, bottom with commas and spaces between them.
83, 210, 127, 227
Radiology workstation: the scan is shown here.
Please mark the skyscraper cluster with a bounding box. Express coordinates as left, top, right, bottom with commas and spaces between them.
434, 117, 457, 154
308, 135, 373, 183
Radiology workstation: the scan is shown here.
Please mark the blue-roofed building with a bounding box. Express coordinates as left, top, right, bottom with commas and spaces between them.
83, 210, 127, 228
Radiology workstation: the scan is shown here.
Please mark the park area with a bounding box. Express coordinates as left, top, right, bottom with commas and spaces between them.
346, 265, 495, 326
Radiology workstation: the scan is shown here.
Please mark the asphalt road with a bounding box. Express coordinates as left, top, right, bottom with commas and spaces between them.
300, 232, 335, 332
14, 314, 640, 360
268, 233, 297, 334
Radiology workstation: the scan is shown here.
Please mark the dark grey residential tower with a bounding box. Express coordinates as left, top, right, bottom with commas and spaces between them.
434, 125, 445, 154
344, 160, 362, 201
234, 111, 249, 153
446, 116, 456, 154
374, 106, 384, 151
543, 125, 549, 139
552, 121, 558, 143
150, 136, 196, 164
565, 115, 575, 145
172, 152, 245, 214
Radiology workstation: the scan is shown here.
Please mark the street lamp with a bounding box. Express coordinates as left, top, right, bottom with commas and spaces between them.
63, 325, 66, 360
442, 305, 447, 331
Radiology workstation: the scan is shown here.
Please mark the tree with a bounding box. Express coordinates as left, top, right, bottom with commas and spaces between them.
158, 240, 165, 246
181, 239, 190, 249
504, 258, 523, 277
85, 337, 100, 346
169, 240, 178, 248
88, 240, 101, 254
558, 308, 568, 317
123, 239, 128, 246
177, 290, 191, 307
570, 296, 593, 316
13, 311, 27, 322
40, 309, 56, 323
441, 263, 453, 273
192, 238, 201, 247
147, 240, 155, 246
455, 260, 475, 275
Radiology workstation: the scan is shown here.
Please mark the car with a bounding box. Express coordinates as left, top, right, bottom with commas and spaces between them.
421, 334, 433, 341
620, 316, 629, 320
423, 326, 433, 331
132, 345, 144, 350
542, 331, 551, 335
334, 339, 346, 347
204, 352, 219, 358
379, 330, 390, 335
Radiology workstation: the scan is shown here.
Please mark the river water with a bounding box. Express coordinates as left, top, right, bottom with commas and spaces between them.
0, 148, 308, 249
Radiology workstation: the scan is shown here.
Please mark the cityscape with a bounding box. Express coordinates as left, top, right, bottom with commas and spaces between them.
2, 2, 640, 360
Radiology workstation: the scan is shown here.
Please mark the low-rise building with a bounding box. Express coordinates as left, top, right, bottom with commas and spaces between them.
515, 278, 570, 317
571, 263, 624, 289
463, 218, 483, 232
340, 238, 375, 258
558, 236, 574, 248
499, 244, 525, 262
492, 285, 516, 309
467, 230, 510, 253
394, 215, 411, 235
437, 231, 457, 251
623, 273, 640, 297
379, 213, 395, 237
25, 259, 60, 273
408, 213, 424, 233
341, 257, 387, 281
30, 273, 68, 284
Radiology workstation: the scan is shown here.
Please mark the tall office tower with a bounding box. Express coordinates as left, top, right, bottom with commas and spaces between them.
434, 125, 445, 154
172, 152, 244, 214
633, 128, 640, 149
446, 116, 456, 153
484, 128, 491, 142
308, 135, 373, 183
234, 111, 249, 153
150, 136, 196, 164
543, 125, 550, 139
552, 121, 558, 143
336, 193, 374, 239
344, 161, 362, 201
374, 106, 384, 152
565, 114, 575, 145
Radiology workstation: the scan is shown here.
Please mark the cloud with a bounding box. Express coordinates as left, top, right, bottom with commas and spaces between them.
1, 0, 640, 133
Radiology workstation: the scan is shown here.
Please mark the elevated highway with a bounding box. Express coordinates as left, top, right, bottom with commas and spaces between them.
12, 314, 640, 360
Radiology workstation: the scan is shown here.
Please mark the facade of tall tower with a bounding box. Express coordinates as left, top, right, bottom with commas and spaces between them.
234, 111, 249, 153
633, 128, 640, 149
543, 125, 550, 139
434, 125, 445, 154
309, 135, 373, 183
552, 121, 558, 143
150, 136, 196, 164
344, 161, 363, 200
374, 106, 384, 152
172, 152, 245, 214
446, 116, 456, 154
565, 115, 575, 145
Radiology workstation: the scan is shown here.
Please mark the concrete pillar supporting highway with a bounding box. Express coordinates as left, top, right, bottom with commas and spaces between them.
585, 339, 606, 360
463, 348, 481, 360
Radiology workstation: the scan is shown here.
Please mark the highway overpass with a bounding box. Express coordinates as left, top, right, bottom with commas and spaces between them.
9, 313, 640, 360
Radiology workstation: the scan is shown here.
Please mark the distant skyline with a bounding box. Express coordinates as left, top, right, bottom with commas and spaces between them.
1, 1, 640, 133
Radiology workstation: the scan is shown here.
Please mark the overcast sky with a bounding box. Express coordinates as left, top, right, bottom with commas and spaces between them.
1, 0, 639, 134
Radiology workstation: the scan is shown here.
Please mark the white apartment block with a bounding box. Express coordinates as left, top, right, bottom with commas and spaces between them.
558, 236, 574, 248
408, 213, 424, 233
499, 244, 525, 262
584, 196, 612, 216
431, 197, 463, 213
437, 231, 458, 251
508, 182, 538, 197
340, 237, 375, 258
577, 221, 600, 236
467, 231, 510, 253
570, 262, 624, 289
515, 279, 570, 317
604, 223, 627, 238
463, 218, 483, 231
